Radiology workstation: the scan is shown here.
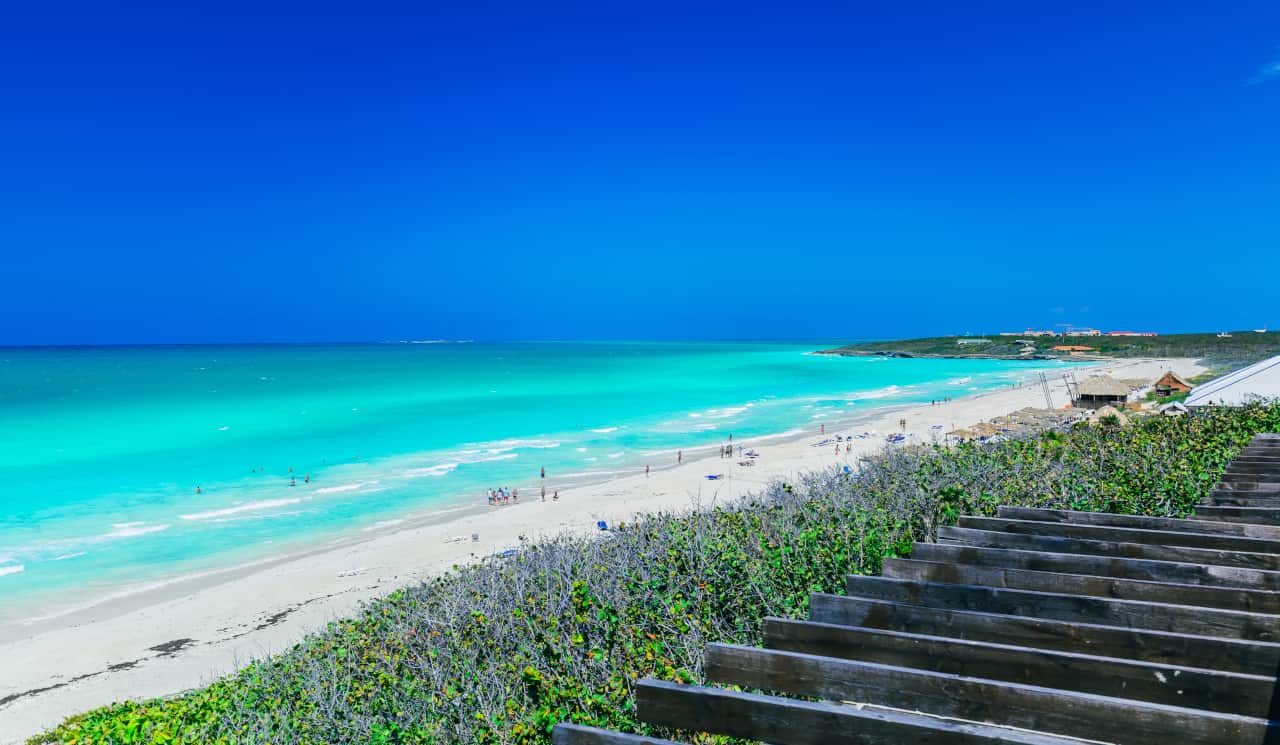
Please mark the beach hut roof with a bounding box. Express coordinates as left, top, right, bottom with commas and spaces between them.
1076, 376, 1131, 397
1156, 371, 1192, 388
1089, 405, 1130, 425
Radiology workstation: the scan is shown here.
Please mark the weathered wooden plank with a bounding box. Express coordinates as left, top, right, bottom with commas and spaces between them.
1218, 478, 1280, 489
1218, 471, 1280, 481
845, 574, 1280, 640
958, 515, 1280, 554
939, 525, 1280, 570
1215, 481, 1280, 493
993, 507, 1280, 540
882, 557, 1280, 613
635, 679, 1095, 745
551, 724, 690, 745
910, 541, 1280, 590
1204, 494, 1280, 508
762, 617, 1273, 716
1195, 506, 1280, 525
703, 644, 1265, 745
808, 593, 1280, 675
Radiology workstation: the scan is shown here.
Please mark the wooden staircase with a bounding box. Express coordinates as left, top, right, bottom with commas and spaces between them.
553, 432, 1280, 745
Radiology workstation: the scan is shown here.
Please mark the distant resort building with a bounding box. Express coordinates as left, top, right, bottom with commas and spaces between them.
1186, 355, 1280, 407
1153, 371, 1193, 397
1106, 331, 1158, 337
1065, 328, 1102, 337
1073, 375, 1131, 410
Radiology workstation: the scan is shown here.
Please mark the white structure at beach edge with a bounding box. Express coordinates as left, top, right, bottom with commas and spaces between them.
1186, 355, 1280, 407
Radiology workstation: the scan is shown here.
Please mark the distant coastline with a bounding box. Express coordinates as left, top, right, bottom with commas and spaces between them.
817, 331, 1280, 369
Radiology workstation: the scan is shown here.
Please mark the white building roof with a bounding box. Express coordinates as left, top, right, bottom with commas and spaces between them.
1185, 355, 1280, 407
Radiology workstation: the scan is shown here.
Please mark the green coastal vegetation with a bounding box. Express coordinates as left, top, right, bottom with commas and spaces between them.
33, 401, 1280, 745
823, 330, 1280, 370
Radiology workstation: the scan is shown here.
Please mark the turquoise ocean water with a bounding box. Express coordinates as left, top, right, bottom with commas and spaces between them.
0, 341, 1080, 619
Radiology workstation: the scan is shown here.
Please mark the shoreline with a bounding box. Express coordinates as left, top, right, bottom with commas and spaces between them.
0, 357, 1203, 743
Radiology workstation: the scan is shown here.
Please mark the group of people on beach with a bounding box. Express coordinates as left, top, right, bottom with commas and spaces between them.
487, 479, 559, 506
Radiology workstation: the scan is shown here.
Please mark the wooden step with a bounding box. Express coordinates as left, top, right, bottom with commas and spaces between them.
808, 593, 1280, 675
940, 525, 1280, 571
552, 725, 689, 745
1203, 494, 1280, 508
702, 644, 1265, 745
1195, 506, 1280, 525
910, 541, 1280, 590
1213, 482, 1280, 494
1226, 466, 1280, 477
845, 575, 1280, 640
994, 507, 1280, 539
634, 679, 1097, 745
881, 557, 1280, 613
957, 516, 1280, 554
763, 617, 1273, 716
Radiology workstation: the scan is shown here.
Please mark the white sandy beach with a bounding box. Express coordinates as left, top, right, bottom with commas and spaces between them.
0, 357, 1202, 743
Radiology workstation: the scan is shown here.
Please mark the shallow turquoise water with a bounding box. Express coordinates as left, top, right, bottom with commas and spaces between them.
0, 341, 1080, 615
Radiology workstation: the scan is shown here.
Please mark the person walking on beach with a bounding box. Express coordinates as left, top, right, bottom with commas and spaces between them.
540, 466, 545, 479
645, 464, 650, 477
541, 485, 546, 501
677, 450, 682, 464
552, 490, 559, 501
821, 424, 825, 435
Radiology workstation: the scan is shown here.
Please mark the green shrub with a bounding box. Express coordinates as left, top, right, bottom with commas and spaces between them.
34, 404, 1280, 745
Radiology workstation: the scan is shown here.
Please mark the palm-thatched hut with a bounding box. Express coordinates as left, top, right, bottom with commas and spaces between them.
1074, 375, 1130, 410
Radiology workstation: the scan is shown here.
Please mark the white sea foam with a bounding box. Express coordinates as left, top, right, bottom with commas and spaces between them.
180, 499, 304, 521
705, 406, 748, 419
607, 452, 625, 459
948, 377, 973, 385
105, 523, 171, 538
51, 552, 87, 561
217, 425, 230, 431
482, 438, 561, 451
315, 482, 369, 494
0, 565, 24, 578
845, 384, 906, 401
591, 426, 619, 433
576, 447, 588, 452
403, 464, 459, 478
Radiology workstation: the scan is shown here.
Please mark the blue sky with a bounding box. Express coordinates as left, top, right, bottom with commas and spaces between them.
2, 2, 1278, 344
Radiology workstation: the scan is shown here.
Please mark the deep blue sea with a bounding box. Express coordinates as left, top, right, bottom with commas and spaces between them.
0, 341, 1078, 618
